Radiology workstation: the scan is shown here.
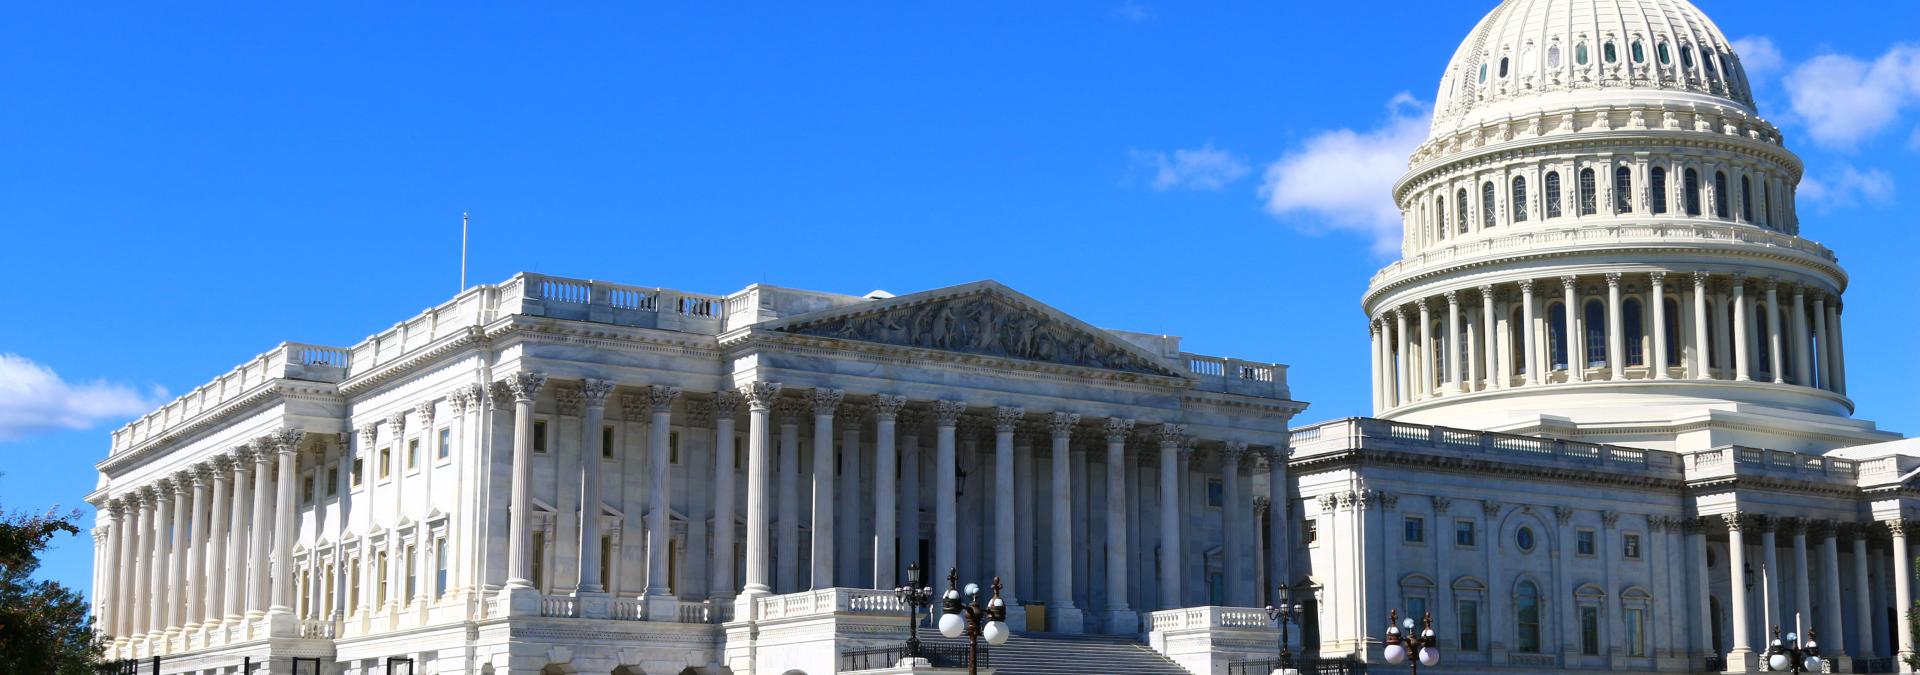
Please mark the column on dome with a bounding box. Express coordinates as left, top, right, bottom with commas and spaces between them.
1444, 291, 1461, 393
1648, 272, 1669, 378
775, 396, 804, 593
1521, 279, 1539, 385
1369, 321, 1384, 410
646, 385, 682, 602
1480, 285, 1498, 390
992, 406, 1024, 627
1731, 275, 1752, 381
1690, 273, 1712, 379
1828, 303, 1848, 395
1790, 286, 1812, 385
1712, 279, 1734, 378
709, 390, 742, 601
1101, 417, 1136, 634
502, 372, 546, 594
806, 389, 841, 591
1417, 300, 1434, 398
1561, 276, 1580, 381
1725, 514, 1754, 665
1394, 308, 1412, 404
933, 400, 965, 600
870, 396, 905, 589
575, 379, 615, 598
1764, 278, 1785, 383
1812, 293, 1832, 391
1047, 412, 1083, 633
1603, 273, 1623, 379
739, 382, 781, 600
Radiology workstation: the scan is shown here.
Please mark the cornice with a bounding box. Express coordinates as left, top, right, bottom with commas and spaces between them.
735, 329, 1198, 391
1363, 241, 1846, 311
97, 382, 287, 474
336, 325, 486, 396
1288, 446, 1684, 492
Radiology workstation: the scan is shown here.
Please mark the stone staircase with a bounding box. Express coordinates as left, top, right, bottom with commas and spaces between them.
926, 632, 1192, 675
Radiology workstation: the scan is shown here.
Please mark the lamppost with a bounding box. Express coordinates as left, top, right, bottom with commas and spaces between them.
1382, 609, 1439, 673
1266, 582, 1305, 671
1766, 625, 1822, 672
895, 562, 937, 659
937, 567, 1010, 675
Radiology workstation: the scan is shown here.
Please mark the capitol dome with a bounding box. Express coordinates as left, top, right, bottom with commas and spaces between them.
1432, 0, 1757, 133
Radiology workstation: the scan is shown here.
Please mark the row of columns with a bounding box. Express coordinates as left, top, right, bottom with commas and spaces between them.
1701, 515, 1916, 668
96, 429, 305, 643
1370, 271, 1847, 410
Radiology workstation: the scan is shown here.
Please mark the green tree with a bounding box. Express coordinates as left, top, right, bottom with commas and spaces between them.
0, 506, 102, 675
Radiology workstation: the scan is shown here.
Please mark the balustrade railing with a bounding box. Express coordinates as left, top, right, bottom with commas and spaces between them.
1371, 221, 1837, 287
1288, 418, 1682, 478
1228, 656, 1359, 675
539, 595, 577, 618
612, 598, 645, 621
756, 587, 914, 621
1146, 606, 1277, 632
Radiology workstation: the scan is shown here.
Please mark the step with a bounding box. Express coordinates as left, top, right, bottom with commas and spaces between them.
909, 633, 1192, 675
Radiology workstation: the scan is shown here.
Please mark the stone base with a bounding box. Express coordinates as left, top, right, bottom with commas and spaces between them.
501, 585, 541, 616
1047, 604, 1084, 634
574, 590, 613, 619
1104, 608, 1139, 636
646, 593, 680, 622
1723, 648, 1755, 673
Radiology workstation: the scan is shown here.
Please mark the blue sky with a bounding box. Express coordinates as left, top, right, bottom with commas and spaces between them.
3, 1, 1916, 600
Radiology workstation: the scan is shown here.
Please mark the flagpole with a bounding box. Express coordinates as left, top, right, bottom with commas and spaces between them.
460, 211, 469, 292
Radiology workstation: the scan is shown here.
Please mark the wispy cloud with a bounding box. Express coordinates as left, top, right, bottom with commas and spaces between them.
0, 354, 163, 443
1111, 1, 1154, 23
1799, 165, 1895, 209
1782, 44, 1920, 149
1131, 144, 1250, 191
1731, 36, 1785, 80
1258, 93, 1430, 255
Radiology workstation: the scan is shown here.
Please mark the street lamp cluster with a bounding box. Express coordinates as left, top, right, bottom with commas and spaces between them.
893, 562, 1008, 675
1383, 609, 1440, 673
1265, 583, 1305, 670
1766, 625, 1821, 673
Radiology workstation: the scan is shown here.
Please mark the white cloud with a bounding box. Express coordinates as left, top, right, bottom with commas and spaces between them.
1258, 93, 1430, 254
1782, 44, 1920, 148
1111, 1, 1154, 23
0, 353, 163, 443
1798, 165, 1895, 208
1731, 36, 1784, 79
1132, 144, 1250, 191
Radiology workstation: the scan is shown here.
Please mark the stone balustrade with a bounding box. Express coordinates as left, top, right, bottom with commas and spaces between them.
754, 587, 910, 622
1370, 222, 1837, 290
109, 342, 347, 455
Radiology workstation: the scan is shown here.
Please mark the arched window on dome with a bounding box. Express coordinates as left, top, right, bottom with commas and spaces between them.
1576, 43, 1590, 66
1683, 169, 1702, 216
1614, 166, 1634, 214
1457, 188, 1470, 234
1604, 42, 1618, 64
1516, 580, 1543, 653
1650, 166, 1669, 214
1545, 172, 1564, 218
1584, 300, 1607, 368
1714, 171, 1730, 219
1509, 306, 1527, 378
1482, 182, 1497, 229
1578, 168, 1597, 216
1548, 44, 1563, 70
1778, 305, 1794, 383
1512, 176, 1529, 223
1431, 321, 1448, 386
1702, 49, 1721, 83
1624, 298, 1646, 366
1664, 297, 1682, 368
1547, 303, 1569, 371
1761, 182, 1771, 227
1740, 175, 1753, 223
1499, 57, 1510, 79
1632, 41, 1646, 64
1657, 42, 1672, 66
1436, 196, 1448, 240
1753, 304, 1772, 380
1681, 46, 1695, 70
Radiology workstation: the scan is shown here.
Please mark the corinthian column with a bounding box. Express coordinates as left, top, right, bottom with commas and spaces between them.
1393, 308, 1411, 402
1047, 412, 1083, 633
1732, 275, 1752, 381
1790, 285, 1812, 385
1692, 273, 1712, 379
1221, 442, 1247, 608
645, 385, 681, 600
149, 481, 173, 636
166, 475, 190, 633
1893, 520, 1915, 665
225, 449, 252, 623
870, 396, 905, 589
1764, 278, 1785, 382
1156, 425, 1183, 610
739, 382, 781, 601
837, 403, 867, 587
1725, 514, 1753, 666
992, 406, 1023, 626
1520, 279, 1539, 385
204, 457, 230, 628
933, 400, 965, 597
1650, 272, 1670, 378
184, 468, 210, 630
1605, 273, 1624, 379
1444, 291, 1462, 392
1480, 285, 1498, 389
776, 397, 805, 592
1369, 321, 1384, 411
269, 429, 302, 615
806, 388, 842, 591
100, 500, 123, 641
1102, 417, 1136, 634
710, 391, 742, 601
1812, 293, 1832, 390
1417, 299, 1434, 397
575, 379, 615, 597
502, 372, 546, 593
132, 488, 154, 638
1816, 522, 1848, 664
1561, 276, 1580, 379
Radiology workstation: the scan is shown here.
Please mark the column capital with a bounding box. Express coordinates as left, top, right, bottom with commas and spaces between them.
871, 394, 908, 421
1553, 505, 1574, 524
1886, 519, 1912, 537
1806, 519, 1835, 539
580, 379, 616, 408
1518, 278, 1536, 294
1047, 412, 1081, 436
414, 400, 437, 424
170, 472, 194, 495
1720, 512, 1746, 531
775, 396, 810, 423
1444, 289, 1460, 306
1477, 283, 1496, 298
647, 385, 683, 413
1648, 270, 1667, 284
686, 397, 716, 427
801, 388, 841, 417
897, 407, 926, 430
504, 371, 547, 403
837, 402, 871, 428
1101, 417, 1136, 442
712, 389, 744, 418
1779, 516, 1807, 536
1221, 441, 1249, 463
1752, 513, 1777, 533
152, 478, 177, 502
1693, 271, 1712, 288
1416, 297, 1430, 313
448, 383, 485, 414
1680, 516, 1707, 535
268, 428, 305, 456
1392, 306, 1407, 321
554, 386, 583, 416
1155, 424, 1186, 447
188, 464, 212, 487
1762, 275, 1780, 292
1560, 274, 1579, 290
933, 400, 967, 426
991, 406, 1025, 433
1605, 272, 1622, 287
210, 452, 235, 474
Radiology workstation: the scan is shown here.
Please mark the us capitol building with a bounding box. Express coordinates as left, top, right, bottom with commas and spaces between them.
85, 1, 1918, 673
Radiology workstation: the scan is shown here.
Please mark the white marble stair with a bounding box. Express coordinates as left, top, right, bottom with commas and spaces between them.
924, 633, 1192, 675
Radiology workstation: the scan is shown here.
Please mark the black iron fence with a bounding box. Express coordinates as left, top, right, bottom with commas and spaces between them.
97, 655, 333, 675
1228, 656, 1362, 675
1703, 655, 1726, 672
1855, 657, 1898, 673
841, 643, 986, 671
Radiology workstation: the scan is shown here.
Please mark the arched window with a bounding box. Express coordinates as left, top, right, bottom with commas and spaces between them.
1548, 44, 1563, 69
1512, 176, 1529, 222
1437, 196, 1449, 240
1578, 168, 1597, 215
1650, 166, 1669, 214
1614, 166, 1634, 213
1778, 306, 1794, 381
1499, 57, 1510, 78
1657, 42, 1672, 66
1664, 297, 1683, 367
1457, 188, 1470, 234
1548, 303, 1569, 370
1714, 171, 1730, 218
1631, 41, 1646, 63
1482, 182, 1498, 228
1684, 169, 1702, 216
1740, 175, 1753, 222
1702, 49, 1720, 82
1584, 300, 1607, 368
1576, 43, 1590, 66
1681, 46, 1695, 70
1517, 580, 1542, 653
1754, 305, 1772, 379
1603, 42, 1618, 63
1546, 171, 1564, 218
1761, 182, 1771, 227
1522, 46, 1538, 73
1510, 306, 1527, 374
1624, 298, 1645, 366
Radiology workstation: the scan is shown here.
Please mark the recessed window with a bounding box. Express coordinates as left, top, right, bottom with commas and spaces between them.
1456, 188, 1469, 234
1206, 478, 1225, 508
302, 474, 315, 504
1578, 168, 1597, 216
1458, 600, 1481, 651
1455, 520, 1477, 547
407, 438, 420, 470
1548, 45, 1563, 69
1631, 41, 1645, 63
602, 426, 616, 458
437, 427, 451, 460
1624, 533, 1643, 559
1517, 526, 1537, 552
1482, 182, 1497, 229
1615, 166, 1634, 214
1576, 43, 1590, 66
1499, 57, 1510, 78
1702, 49, 1719, 81
1479, 63, 1488, 83
379, 447, 392, 479
1657, 42, 1672, 65
1581, 606, 1601, 655
1650, 166, 1669, 214
325, 469, 338, 497
1512, 176, 1529, 223
1577, 529, 1597, 556
1516, 580, 1541, 652
1603, 42, 1618, 63
1684, 168, 1702, 216
1681, 47, 1695, 69
1626, 608, 1647, 656
533, 420, 549, 453
670, 430, 682, 464
1714, 171, 1730, 218
1404, 516, 1426, 543
1303, 518, 1319, 546
435, 537, 449, 597
1545, 171, 1563, 218
1740, 175, 1753, 222
351, 457, 364, 487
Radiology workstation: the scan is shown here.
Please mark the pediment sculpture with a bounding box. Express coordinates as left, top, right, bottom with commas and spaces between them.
779, 292, 1172, 376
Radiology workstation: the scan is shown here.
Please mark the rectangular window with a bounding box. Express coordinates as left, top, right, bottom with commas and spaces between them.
1624, 533, 1642, 559
602, 426, 616, 458
1302, 519, 1319, 546
438, 427, 452, 460
352, 457, 364, 487
435, 537, 448, 597
1581, 606, 1601, 655
1406, 596, 1427, 625
302, 474, 315, 504
1206, 478, 1224, 508
348, 558, 360, 612
1455, 520, 1476, 547
1404, 516, 1425, 543
600, 535, 613, 591
326, 468, 339, 496
1577, 530, 1596, 556
532, 531, 547, 590
379, 447, 392, 479
377, 552, 389, 605
1458, 600, 1481, 651
407, 438, 420, 470
670, 430, 682, 464
404, 545, 417, 601
533, 420, 549, 453
1625, 608, 1646, 657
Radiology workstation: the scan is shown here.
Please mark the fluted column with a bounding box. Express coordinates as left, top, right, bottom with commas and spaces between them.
900, 411, 924, 583
1725, 514, 1753, 662
739, 382, 781, 600
1851, 526, 1876, 659
837, 403, 866, 587
1817, 522, 1847, 662
1152, 424, 1184, 610
1650, 272, 1670, 378
99, 501, 122, 640
992, 406, 1024, 625
1829, 303, 1848, 395
1732, 275, 1752, 381
870, 396, 905, 589
225, 451, 251, 622
166, 475, 189, 633
134, 489, 156, 638
503, 372, 546, 592
1812, 294, 1832, 390
1686, 519, 1711, 663
1393, 308, 1411, 403
1606, 272, 1624, 378
270, 430, 300, 615
1764, 278, 1785, 383
1369, 321, 1384, 411
1892, 520, 1914, 665
645, 385, 681, 598
1047, 412, 1083, 633
1221, 442, 1247, 608
800, 388, 840, 591
1520, 279, 1539, 385
149, 481, 173, 635
1480, 285, 1498, 389
1417, 300, 1434, 397
1787, 519, 1811, 635
1790, 286, 1811, 385
1444, 291, 1462, 392
245, 441, 273, 619
184, 469, 209, 629
933, 400, 964, 597
775, 397, 804, 592
1102, 417, 1135, 633
1692, 273, 1712, 379
575, 380, 615, 595
1759, 518, 1781, 638
709, 391, 742, 601
1561, 276, 1580, 378
202, 458, 229, 628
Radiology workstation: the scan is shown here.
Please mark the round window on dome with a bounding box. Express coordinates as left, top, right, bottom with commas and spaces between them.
1575, 43, 1590, 66
1658, 42, 1671, 65
1632, 42, 1645, 63
1499, 57, 1510, 78
1604, 42, 1618, 63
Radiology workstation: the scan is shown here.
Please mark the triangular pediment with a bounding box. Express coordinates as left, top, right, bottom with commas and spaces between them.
769, 281, 1181, 377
